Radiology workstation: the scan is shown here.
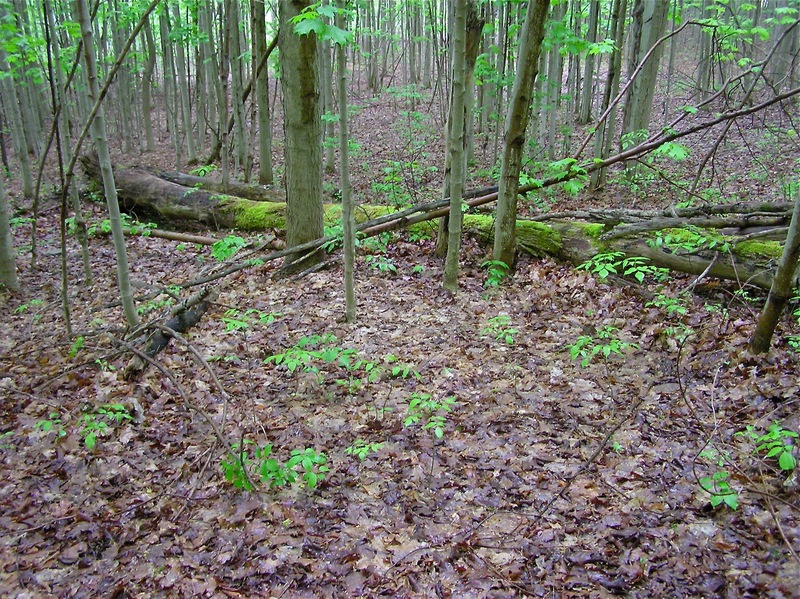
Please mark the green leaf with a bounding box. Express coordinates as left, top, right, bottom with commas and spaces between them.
778, 452, 796, 471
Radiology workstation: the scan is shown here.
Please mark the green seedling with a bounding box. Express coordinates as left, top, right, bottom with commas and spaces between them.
481, 260, 510, 288
345, 439, 384, 461
35, 412, 66, 439
211, 235, 247, 261
404, 393, 456, 439
482, 314, 517, 345
698, 445, 738, 510
737, 422, 798, 472
568, 325, 638, 367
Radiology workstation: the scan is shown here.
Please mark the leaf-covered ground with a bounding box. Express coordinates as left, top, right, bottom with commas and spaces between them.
2, 76, 800, 596
2, 206, 799, 597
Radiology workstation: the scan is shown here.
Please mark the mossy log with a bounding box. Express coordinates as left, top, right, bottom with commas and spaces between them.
82, 158, 787, 289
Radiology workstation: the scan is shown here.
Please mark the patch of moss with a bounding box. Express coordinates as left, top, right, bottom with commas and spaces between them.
462, 215, 562, 257
734, 239, 783, 259
575, 222, 607, 238
222, 199, 287, 230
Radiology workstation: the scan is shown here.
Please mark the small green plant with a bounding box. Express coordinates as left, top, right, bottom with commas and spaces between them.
482, 314, 517, 345
568, 325, 638, 367
646, 293, 689, 317
68, 336, 85, 359
10, 216, 34, 228
13, 298, 44, 314
404, 393, 456, 439
365, 254, 397, 274
79, 403, 133, 450
578, 252, 667, 283
345, 439, 384, 461
222, 443, 329, 491
35, 412, 66, 438
698, 446, 739, 510
737, 422, 798, 472
264, 334, 356, 374
221, 308, 281, 333
211, 234, 247, 261
384, 354, 422, 380
190, 164, 218, 177
481, 260, 510, 288
648, 226, 731, 254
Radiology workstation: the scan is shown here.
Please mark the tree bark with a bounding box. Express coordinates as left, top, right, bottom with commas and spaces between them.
442, 0, 469, 292
76, 0, 139, 327
493, 0, 550, 270
279, 0, 324, 272
0, 176, 19, 292
749, 193, 800, 354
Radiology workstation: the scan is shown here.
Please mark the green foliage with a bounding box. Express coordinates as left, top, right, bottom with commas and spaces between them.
14, 298, 44, 314
221, 442, 329, 491
35, 412, 66, 439
292, 3, 352, 45
82, 214, 156, 237
222, 308, 281, 333
578, 252, 668, 283
737, 422, 798, 473
68, 336, 85, 359
189, 164, 218, 177
481, 260, 509, 288
79, 403, 133, 450
648, 226, 731, 254
646, 293, 689, 317
264, 334, 356, 374
482, 314, 517, 345
652, 141, 690, 161
365, 254, 397, 274
568, 325, 638, 367
9, 216, 33, 228
345, 439, 384, 461
403, 393, 456, 439
211, 235, 247, 261
383, 354, 422, 380
698, 446, 739, 510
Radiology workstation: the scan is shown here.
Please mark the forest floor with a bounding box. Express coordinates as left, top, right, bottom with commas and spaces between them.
2, 80, 800, 597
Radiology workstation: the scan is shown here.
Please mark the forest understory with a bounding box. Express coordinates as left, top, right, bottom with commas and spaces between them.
2, 75, 800, 597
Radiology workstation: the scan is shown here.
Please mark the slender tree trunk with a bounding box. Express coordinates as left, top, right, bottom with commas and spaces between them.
0, 176, 19, 292
442, 0, 469, 292
750, 192, 800, 354
172, 2, 197, 164
493, 0, 551, 270
0, 36, 34, 199
579, 0, 600, 124
336, 0, 355, 322
142, 24, 156, 152
253, 0, 274, 185
76, 0, 138, 326
229, 0, 248, 176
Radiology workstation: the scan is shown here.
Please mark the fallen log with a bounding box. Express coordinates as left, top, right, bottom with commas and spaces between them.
82, 158, 790, 289
148, 168, 285, 203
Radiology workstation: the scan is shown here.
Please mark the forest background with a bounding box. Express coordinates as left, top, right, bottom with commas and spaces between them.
1, 0, 800, 596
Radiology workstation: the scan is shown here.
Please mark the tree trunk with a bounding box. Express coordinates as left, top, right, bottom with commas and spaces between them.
253, 0, 274, 185
493, 0, 551, 270
749, 193, 800, 354
76, 0, 139, 327
621, 0, 669, 144
0, 176, 19, 292
279, 0, 324, 272
336, 0, 356, 322
442, 0, 469, 292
